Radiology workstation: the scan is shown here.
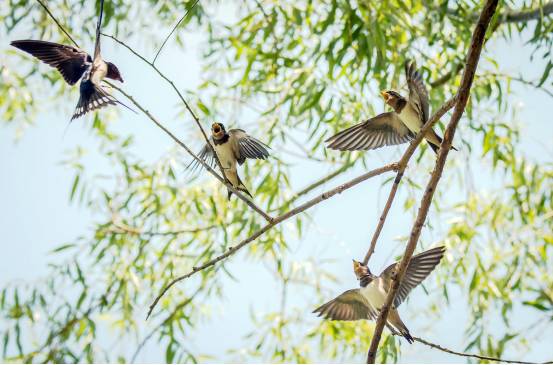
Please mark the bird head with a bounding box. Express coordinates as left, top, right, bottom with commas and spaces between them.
211, 122, 226, 140
380, 90, 405, 111
106, 62, 124, 82
352, 259, 371, 280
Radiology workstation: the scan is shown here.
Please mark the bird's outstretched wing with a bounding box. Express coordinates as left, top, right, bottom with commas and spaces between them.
228, 129, 270, 165
380, 246, 446, 308
11, 40, 91, 85
405, 61, 430, 122
186, 142, 217, 173
326, 112, 414, 151
313, 289, 378, 321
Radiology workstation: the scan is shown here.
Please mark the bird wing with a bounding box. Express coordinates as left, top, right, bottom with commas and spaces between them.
228, 129, 270, 165
313, 289, 379, 321
405, 61, 430, 122
11, 40, 90, 85
380, 246, 446, 308
186, 142, 217, 172
325, 112, 414, 151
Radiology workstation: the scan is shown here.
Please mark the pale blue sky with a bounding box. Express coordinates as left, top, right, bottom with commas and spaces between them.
1, 3, 552, 363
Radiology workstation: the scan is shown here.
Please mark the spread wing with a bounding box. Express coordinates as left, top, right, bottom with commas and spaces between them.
405, 61, 429, 122
186, 142, 217, 173
325, 112, 414, 151
228, 129, 270, 165
11, 40, 91, 85
313, 289, 378, 321
380, 246, 446, 308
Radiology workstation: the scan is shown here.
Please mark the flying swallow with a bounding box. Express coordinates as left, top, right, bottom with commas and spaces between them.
326, 62, 456, 154
190, 123, 270, 199
313, 246, 446, 343
10, 0, 131, 121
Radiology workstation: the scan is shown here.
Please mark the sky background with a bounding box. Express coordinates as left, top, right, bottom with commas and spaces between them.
1, 2, 552, 363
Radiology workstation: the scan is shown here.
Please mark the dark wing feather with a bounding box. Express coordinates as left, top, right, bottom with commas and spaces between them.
229, 129, 270, 165
186, 142, 217, 172
325, 112, 414, 151
11, 40, 90, 85
313, 289, 378, 321
405, 61, 430, 122
380, 246, 446, 308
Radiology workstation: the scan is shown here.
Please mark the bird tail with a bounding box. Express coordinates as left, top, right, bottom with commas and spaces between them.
227, 173, 252, 200
387, 309, 414, 344
427, 131, 457, 154
71, 80, 135, 120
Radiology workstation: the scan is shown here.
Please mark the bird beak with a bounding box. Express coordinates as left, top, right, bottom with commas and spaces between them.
212, 123, 221, 134
380, 90, 388, 101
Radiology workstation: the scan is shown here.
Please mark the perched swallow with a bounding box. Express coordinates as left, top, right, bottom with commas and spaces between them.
313, 246, 446, 343
10, 0, 129, 120
326, 62, 456, 154
190, 123, 270, 199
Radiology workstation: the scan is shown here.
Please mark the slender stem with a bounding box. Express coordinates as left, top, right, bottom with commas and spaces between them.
35, 0, 79, 48
147, 163, 398, 319
152, 0, 200, 64
366, 1, 499, 362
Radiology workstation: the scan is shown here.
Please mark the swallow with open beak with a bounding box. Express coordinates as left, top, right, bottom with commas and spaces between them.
326, 62, 456, 154
10, 0, 131, 121
313, 246, 446, 343
189, 123, 270, 200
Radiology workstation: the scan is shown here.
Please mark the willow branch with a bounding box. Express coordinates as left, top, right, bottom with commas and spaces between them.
147, 163, 398, 319
413, 336, 544, 364
103, 222, 217, 237
152, 0, 200, 64
35, 0, 79, 48
366, 0, 499, 362
109, 84, 272, 221
101, 35, 274, 221
447, 1, 553, 23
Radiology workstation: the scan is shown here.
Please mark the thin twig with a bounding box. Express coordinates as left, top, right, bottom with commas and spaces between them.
147, 163, 398, 319
366, 0, 499, 362
108, 83, 273, 222
413, 336, 542, 364
35, 0, 79, 48
152, 0, 200, 65
104, 222, 217, 237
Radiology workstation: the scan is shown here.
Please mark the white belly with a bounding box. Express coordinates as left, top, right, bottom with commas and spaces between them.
213, 142, 236, 171
398, 105, 422, 133
91, 61, 107, 84
360, 278, 388, 309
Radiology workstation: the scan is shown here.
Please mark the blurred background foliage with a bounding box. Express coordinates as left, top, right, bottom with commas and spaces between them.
1, 0, 552, 363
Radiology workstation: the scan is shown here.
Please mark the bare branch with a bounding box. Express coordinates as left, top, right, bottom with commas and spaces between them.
413, 336, 543, 364
35, 0, 79, 48
152, 0, 200, 64
147, 163, 398, 319
447, 1, 553, 23
366, 0, 499, 362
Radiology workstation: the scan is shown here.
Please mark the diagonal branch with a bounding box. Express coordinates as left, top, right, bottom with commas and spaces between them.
366, 0, 499, 362
35, 0, 79, 48
147, 163, 398, 319
102, 34, 274, 221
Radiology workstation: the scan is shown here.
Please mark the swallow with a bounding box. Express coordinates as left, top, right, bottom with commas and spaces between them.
10, 0, 130, 121
190, 123, 270, 199
326, 62, 456, 154
313, 246, 446, 343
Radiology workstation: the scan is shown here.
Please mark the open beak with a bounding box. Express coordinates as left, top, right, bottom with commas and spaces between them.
212, 124, 221, 134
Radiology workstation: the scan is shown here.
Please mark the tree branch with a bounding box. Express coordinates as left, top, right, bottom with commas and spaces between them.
447, 1, 553, 24
103, 221, 217, 237
413, 336, 543, 364
151, 0, 200, 64
366, 0, 499, 362
102, 34, 274, 222
35, 0, 79, 48
147, 163, 398, 319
